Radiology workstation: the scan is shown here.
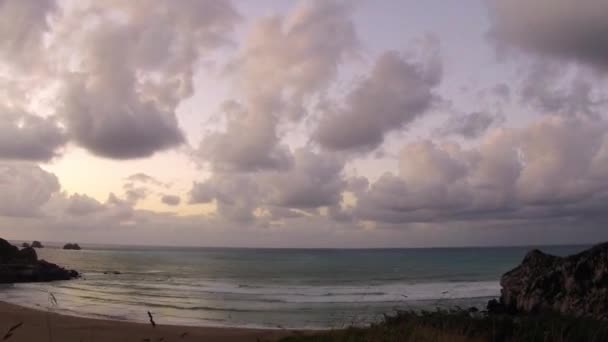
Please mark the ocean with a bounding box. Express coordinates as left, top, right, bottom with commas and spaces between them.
0, 244, 589, 329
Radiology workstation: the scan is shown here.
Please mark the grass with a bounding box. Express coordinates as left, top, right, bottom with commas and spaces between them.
277, 309, 608, 342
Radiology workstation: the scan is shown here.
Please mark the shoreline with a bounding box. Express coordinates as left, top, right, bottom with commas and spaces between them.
0, 300, 307, 342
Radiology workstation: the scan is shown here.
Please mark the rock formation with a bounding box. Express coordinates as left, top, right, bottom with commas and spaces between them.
0, 238, 79, 283
31, 241, 43, 248
63, 243, 81, 250
489, 242, 608, 319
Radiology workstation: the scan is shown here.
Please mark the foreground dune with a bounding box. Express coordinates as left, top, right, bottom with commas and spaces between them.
0, 301, 301, 342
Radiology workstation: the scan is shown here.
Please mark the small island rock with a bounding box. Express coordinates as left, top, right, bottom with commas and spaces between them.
31, 241, 43, 248
63, 243, 82, 250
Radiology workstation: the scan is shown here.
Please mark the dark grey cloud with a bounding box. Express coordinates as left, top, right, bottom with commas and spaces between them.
315, 36, 441, 152
0, 111, 67, 161
437, 112, 503, 139
487, 0, 608, 71
0, 163, 60, 217
161, 195, 181, 206
355, 116, 608, 225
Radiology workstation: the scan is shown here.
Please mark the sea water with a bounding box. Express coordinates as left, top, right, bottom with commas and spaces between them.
0, 244, 588, 329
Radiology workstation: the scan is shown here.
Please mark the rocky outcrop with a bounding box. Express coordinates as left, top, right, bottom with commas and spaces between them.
63, 243, 81, 250
489, 242, 608, 319
0, 238, 79, 283
31, 241, 43, 248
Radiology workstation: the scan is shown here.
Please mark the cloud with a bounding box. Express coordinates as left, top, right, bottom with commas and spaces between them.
355, 116, 608, 224
437, 112, 503, 139
190, 148, 346, 221
487, 0, 608, 71
161, 195, 181, 206
0, 110, 67, 161
261, 149, 346, 209
519, 62, 604, 117
65, 193, 104, 216
196, 0, 358, 172
315, 36, 442, 152
0, 0, 57, 67
50, 0, 240, 159
0, 163, 60, 217
190, 173, 260, 222
126, 173, 167, 187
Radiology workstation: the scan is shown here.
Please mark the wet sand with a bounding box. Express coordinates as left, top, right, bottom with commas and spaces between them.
0, 301, 310, 342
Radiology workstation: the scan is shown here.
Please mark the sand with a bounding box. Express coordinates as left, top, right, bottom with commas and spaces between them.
0, 301, 309, 342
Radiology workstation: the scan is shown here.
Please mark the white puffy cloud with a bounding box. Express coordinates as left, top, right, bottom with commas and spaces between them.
196, 0, 358, 172
356, 116, 608, 224
55, 1, 240, 159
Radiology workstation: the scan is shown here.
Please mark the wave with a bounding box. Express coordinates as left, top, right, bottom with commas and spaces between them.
0, 278, 499, 329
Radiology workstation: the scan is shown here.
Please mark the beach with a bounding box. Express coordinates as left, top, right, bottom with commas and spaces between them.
0, 301, 297, 342
0, 245, 589, 329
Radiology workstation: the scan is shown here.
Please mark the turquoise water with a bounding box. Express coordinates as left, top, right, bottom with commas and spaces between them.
0, 244, 589, 328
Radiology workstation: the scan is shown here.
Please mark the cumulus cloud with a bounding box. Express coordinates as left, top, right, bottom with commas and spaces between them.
197, 0, 358, 172
0, 163, 60, 217
356, 116, 608, 224
487, 0, 608, 71
55, 1, 239, 159
191, 149, 346, 221
65, 193, 104, 216
161, 194, 181, 206
0, 110, 67, 161
520, 62, 604, 117
315, 37, 442, 152
437, 112, 503, 139
0, 0, 240, 160
262, 149, 345, 209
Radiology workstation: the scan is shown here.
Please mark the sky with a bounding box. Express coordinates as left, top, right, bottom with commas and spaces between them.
1, 0, 608, 248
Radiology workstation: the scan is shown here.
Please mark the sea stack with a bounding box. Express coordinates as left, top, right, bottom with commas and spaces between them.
489, 242, 608, 319
0, 238, 79, 283
31, 241, 44, 248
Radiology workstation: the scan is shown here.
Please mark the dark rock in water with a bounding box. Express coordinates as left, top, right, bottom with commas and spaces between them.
103, 271, 121, 275
0, 238, 79, 283
16, 247, 38, 264
21, 242, 30, 248
0, 239, 19, 263
63, 243, 81, 250
31, 241, 43, 248
488, 242, 608, 319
